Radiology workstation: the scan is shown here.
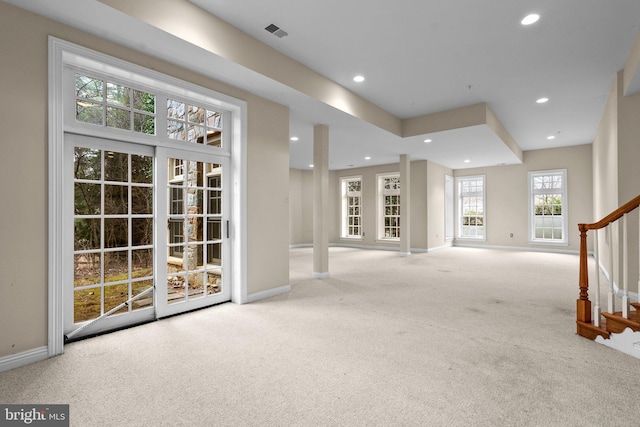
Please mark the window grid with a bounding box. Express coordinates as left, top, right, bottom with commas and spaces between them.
347, 196, 361, 237
75, 74, 156, 135
73, 147, 154, 323
56, 43, 242, 343
166, 159, 224, 303
341, 177, 362, 238
530, 170, 566, 243
384, 194, 401, 239
378, 174, 401, 240
167, 99, 223, 147
457, 176, 485, 239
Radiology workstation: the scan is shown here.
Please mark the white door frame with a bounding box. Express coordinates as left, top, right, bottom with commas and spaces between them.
155, 147, 232, 318
64, 134, 157, 338
48, 37, 247, 356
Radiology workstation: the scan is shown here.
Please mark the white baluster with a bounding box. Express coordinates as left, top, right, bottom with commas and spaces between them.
608, 224, 615, 314
623, 213, 630, 318
593, 229, 601, 327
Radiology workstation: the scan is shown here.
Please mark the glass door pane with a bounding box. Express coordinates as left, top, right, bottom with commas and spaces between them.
65, 134, 155, 338
156, 148, 230, 318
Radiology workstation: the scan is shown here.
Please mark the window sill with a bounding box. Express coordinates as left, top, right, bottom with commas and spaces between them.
456, 237, 486, 242
529, 240, 569, 247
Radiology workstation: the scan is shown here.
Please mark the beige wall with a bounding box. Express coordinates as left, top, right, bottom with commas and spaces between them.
246, 98, 290, 294
289, 169, 303, 245
0, 3, 48, 358
410, 161, 430, 250
592, 73, 620, 288
330, 162, 431, 251
618, 74, 640, 293
289, 169, 314, 245
292, 160, 450, 252
0, 2, 289, 359
593, 69, 640, 292
593, 76, 620, 221
617, 80, 640, 205
426, 161, 454, 249
455, 145, 593, 251
329, 163, 399, 248
290, 145, 592, 254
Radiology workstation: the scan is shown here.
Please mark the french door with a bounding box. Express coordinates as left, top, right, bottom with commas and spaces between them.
155, 147, 231, 318
64, 134, 231, 338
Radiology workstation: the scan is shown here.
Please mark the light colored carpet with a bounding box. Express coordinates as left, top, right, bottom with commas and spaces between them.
1, 246, 640, 426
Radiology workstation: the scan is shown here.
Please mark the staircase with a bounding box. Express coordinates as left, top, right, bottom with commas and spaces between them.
576, 195, 640, 357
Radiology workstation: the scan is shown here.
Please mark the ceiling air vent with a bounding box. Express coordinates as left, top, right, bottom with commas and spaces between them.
265, 23, 288, 38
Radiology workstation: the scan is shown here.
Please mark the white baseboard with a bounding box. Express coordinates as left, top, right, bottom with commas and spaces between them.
0, 346, 49, 373
425, 242, 453, 252
312, 272, 330, 279
291, 241, 577, 256
453, 242, 579, 255
246, 285, 291, 303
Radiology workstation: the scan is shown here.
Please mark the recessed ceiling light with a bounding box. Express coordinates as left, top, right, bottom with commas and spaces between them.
464, 159, 471, 164
309, 164, 314, 168
353, 75, 365, 83
290, 136, 299, 141
521, 13, 540, 26
547, 135, 556, 140
364, 156, 371, 160
424, 139, 432, 143
536, 97, 549, 104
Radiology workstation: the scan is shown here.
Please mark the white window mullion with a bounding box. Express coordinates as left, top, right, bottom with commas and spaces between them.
377, 172, 400, 241
155, 147, 169, 312
341, 176, 362, 239
529, 169, 567, 245
157, 96, 168, 141
456, 175, 485, 240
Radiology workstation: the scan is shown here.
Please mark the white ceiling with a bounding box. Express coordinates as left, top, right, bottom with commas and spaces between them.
7, 0, 640, 170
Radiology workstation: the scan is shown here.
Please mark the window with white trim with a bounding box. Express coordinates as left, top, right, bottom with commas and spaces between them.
377, 173, 401, 241
457, 175, 485, 239
51, 38, 246, 350
529, 169, 567, 244
75, 74, 156, 135
167, 99, 223, 147
341, 176, 362, 238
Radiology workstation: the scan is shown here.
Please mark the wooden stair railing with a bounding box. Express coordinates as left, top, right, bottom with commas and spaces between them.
576, 194, 640, 340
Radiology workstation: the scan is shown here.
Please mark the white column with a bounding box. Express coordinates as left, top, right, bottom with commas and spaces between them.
313, 125, 330, 278
399, 154, 411, 256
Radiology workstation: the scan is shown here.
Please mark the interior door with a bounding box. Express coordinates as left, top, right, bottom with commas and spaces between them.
64, 134, 156, 338
155, 147, 231, 318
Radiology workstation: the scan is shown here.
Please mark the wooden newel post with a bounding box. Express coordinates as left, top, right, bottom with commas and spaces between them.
576, 224, 591, 323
